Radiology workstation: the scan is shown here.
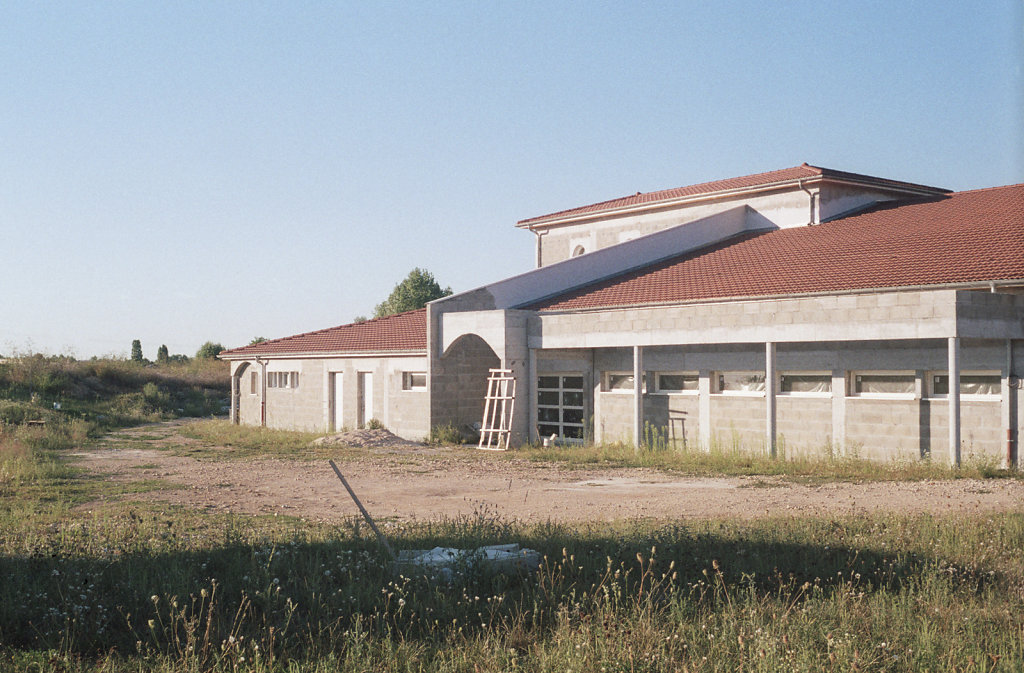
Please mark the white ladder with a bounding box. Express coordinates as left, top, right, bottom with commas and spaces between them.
478, 368, 515, 451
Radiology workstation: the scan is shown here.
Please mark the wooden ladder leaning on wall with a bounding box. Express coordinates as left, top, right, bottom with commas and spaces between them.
478, 368, 515, 451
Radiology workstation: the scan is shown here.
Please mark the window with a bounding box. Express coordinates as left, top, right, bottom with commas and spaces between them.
851, 372, 914, 396
929, 372, 1000, 398
537, 374, 585, 441
602, 372, 635, 392
250, 371, 258, 395
716, 372, 765, 394
268, 371, 299, 389
572, 245, 586, 257
402, 371, 427, 391
779, 372, 831, 395
655, 372, 698, 394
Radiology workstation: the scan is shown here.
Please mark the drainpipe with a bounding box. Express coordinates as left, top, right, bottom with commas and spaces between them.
529, 225, 546, 268
798, 179, 819, 225
257, 357, 267, 427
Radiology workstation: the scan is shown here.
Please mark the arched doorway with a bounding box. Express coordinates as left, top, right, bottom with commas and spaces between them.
433, 333, 500, 432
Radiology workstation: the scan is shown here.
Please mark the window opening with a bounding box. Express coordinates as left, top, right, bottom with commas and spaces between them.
537, 374, 585, 442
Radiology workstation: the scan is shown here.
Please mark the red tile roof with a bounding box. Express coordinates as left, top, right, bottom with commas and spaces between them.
517, 163, 948, 226
525, 184, 1024, 311
219, 309, 427, 358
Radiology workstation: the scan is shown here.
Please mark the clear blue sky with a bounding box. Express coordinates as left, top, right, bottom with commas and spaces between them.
2, 1, 1021, 358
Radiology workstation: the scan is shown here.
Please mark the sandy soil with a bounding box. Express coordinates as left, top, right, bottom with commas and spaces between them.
72, 421, 1024, 523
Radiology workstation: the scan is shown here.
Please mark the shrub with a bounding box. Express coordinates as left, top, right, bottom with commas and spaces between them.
366, 418, 385, 430
428, 422, 464, 445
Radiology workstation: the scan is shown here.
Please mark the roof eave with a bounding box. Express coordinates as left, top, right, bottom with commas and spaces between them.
516, 174, 948, 230
532, 279, 1024, 314
219, 348, 427, 361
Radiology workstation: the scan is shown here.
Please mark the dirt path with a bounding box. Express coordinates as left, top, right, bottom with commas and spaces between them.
72, 421, 1024, 523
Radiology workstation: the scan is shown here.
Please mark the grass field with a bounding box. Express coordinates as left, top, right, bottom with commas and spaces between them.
2, 433, 1023, 671
2, 359, 1022, 671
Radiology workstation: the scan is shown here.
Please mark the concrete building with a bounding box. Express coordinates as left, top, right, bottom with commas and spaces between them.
220, 164, 1024, 466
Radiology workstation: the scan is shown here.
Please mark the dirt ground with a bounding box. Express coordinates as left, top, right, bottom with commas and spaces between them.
72, 421, 1024, 523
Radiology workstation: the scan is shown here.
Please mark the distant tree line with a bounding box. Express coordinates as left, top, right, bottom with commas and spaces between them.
128, 340, 225, 364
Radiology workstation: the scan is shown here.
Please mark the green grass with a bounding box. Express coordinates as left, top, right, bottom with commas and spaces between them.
176, 420, 329, 460
513, 440, 1020, 483
1, 424, 1023, 671
0, 498, 1021, 672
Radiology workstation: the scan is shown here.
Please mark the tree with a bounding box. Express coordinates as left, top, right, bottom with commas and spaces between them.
249, 337, 267, 345
373, 268, 452, 318
131, 339, 143, 362
195, 341, 225, 359
156, 344, 169, 363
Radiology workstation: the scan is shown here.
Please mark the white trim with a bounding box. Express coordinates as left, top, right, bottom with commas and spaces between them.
924, 370, 1001, 401
849, 370, 916, 399
601, 371, 636, 393
778, 371, 833, 397
652, 371, 699, 395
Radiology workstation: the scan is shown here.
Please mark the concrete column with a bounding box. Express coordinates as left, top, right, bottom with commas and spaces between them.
1001, 339, 1015, 469
948, 336, 961, 467
765, 342, 777, 458
633, 346, 644, 450
259, 358, 268, 428
831, 369, 846, 456
230, 373, 238, 424
698, 369, 711, 451
528, 348, 539, 444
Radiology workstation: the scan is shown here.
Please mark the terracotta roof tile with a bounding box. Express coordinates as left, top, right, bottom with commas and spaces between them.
517, 164, 947, 226
220, 309, 426, 358
525, 184, 1024, 311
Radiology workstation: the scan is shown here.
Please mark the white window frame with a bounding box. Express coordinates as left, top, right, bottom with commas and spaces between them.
713, 371, 766, 396
601, 371, 635, 393
653, 371, 699, 395
849, 371, 915, 399
267, 371, 299, 390
778, 371, 832, 397
926, 370, 1000, 401
401, 371, 427, 392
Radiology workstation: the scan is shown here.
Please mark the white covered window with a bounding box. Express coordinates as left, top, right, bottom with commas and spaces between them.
655, 372, 698, 394
402, 371, 427, 391
268, 371, 299, 389
851, 372, 914, 396
250, 371, 258, 395
929, 372, 1000, 398
715, 372, 765, 394
602, 372, 635, 392
779, 372, 831, 395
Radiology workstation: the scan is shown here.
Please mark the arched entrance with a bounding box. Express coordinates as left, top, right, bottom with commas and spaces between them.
433, 333, 501, 432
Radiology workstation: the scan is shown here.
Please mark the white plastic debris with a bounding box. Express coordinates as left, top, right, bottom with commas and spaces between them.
395, 543, 541, 580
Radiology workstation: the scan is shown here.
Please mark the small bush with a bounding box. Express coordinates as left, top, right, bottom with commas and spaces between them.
366, 418, 385, 430
428, 422, 464, 445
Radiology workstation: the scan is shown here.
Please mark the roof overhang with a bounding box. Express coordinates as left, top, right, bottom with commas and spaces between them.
218, 349, 427, 361
517, 174, 948, 231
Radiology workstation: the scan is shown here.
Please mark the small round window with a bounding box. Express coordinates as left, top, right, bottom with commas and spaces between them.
571, 245, 586, 257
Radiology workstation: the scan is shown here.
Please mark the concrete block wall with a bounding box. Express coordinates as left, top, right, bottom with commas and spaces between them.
234, 355, 430, 441
430, 334, 500, 433
264, 359, 324, 432
532, 290, 959, 349
845, 399, 923, 461
236, 362, 262, 427
536, 188, 812, 266
776, 397, 833, 455
709, 395, 766, 451
645, 393, 699, 448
